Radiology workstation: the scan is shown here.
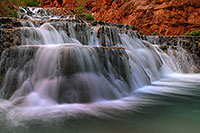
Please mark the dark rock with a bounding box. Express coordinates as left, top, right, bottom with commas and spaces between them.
0, 17, 22, 28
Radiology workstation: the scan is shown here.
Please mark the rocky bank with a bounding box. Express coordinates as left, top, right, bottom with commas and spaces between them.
42, 0, 200, 36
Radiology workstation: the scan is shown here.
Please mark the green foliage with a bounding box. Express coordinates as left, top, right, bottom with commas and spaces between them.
0, 0, 19, 17
184, 29, 200, 36
74, 0, 94, 22
191, 28, 196, 31
0, 0, 40, 17
83, 13, 94, 21
99, 18, 103, 22
23, 0, 40, 7
131, 25, 135, 30
151, 32, 157, 35
9, 10, 16, 17
74, 0, 87, 14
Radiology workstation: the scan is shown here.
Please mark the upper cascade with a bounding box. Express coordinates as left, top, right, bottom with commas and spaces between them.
17, 6, 61, 21
17, 6, 87, 21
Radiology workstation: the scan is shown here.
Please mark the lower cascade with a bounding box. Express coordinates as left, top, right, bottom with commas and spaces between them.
0, 7, 200, 133
0, 45, 131, 103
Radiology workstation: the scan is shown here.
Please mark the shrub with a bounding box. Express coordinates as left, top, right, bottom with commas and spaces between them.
0, 0, 20, 17
151, 32, 157, 35
184, 30, 200, 36
83, 13, 94, 21
23, 0, 40, 7
131, 25, 135, 30
74, 0, 87, 14
74, 0, 95, 21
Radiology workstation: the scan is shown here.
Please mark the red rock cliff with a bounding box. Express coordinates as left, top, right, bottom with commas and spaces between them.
42, 0, 200, 35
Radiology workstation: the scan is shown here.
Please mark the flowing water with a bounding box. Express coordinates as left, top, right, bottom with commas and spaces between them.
0, 7, 200, 133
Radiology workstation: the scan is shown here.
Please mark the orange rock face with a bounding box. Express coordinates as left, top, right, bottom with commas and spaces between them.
42, 0, 200, 35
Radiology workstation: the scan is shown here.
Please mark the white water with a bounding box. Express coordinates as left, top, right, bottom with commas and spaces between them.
17, 7, 61, 20
0, 7, 199, 132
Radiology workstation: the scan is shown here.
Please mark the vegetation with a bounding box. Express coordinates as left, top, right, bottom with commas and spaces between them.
83, 13, 94, 21
131, 25, 135, 30
184, 29, 200, 36
0, 0, 20, 17
151, 32, 157, 36
23, 0, 40, 7
0, 0, 40, 17
74, 0, 87, 14
74, 0, 94, 21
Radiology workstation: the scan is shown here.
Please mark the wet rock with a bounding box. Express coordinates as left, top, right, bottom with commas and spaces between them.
0, 46, 38, 99
0, 28, 21, 56
91, 21, 133, 30
0, 17, 200, 73
0, 17, 22, 28
142, 35, 200, 70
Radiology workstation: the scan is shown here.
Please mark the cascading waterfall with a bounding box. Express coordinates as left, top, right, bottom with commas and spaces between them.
20, 23, 74, 45
0, 7, 199, 133
1, 45, 131, 104
0, 23, 172, 103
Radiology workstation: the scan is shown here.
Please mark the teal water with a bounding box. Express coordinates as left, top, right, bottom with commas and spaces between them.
0, 73, 200, 133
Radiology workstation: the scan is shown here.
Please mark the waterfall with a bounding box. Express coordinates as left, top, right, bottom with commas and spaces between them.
0, 45, 131, 103
0, 7, 199, 131
20, 23, 75, 45
0, 7, 195, 105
